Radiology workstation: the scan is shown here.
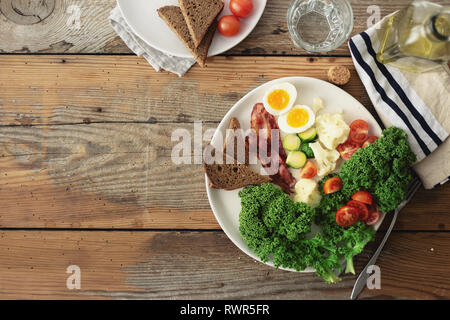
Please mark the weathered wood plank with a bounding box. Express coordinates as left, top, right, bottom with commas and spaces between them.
0, 230, 448, 299
0, 122, 219, 229
0, 0, 445, 55
0, 55, 372, 125
0, 55, 449, 230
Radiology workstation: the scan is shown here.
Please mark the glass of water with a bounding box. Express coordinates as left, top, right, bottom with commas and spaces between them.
287, 0, 354, 53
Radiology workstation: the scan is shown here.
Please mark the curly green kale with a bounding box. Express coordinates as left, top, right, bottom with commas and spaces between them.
238, 127, 413, 283
340, 126, 416, 212
315, 175, 376, 275
239, 183, 318, 270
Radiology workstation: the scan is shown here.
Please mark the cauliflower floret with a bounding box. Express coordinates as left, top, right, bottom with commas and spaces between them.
309, 141, 340, 177
312, 97, 325, 114
293, 179, 322, 208
315, 113, 350, 150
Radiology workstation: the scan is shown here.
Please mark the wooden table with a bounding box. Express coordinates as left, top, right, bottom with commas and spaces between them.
0, 0, 448, 300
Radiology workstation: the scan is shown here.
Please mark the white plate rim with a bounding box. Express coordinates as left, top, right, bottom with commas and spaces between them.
116, 0, 268, 58
205, 76, 385, 273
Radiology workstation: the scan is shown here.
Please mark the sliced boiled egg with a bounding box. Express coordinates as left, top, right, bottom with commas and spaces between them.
262, 82, 297, 116
278, 105, 315, 134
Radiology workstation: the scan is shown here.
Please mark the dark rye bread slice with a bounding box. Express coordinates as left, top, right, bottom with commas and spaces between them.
204, 160, 272, 190
157, 6, 216, 67
178, 0, 224, 48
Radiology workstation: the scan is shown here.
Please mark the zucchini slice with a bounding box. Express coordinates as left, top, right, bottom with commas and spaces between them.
298, 127, 317, 142
286, 151, 307, 169
282, 134, 301, 151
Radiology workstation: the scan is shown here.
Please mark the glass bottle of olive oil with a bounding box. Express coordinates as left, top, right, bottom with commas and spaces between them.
377, 1, 449, 73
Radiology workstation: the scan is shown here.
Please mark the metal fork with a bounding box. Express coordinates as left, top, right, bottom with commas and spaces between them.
350, 176, 422, 300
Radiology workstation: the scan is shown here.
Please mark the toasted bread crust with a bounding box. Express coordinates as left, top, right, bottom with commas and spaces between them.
157, 6, 216, 67
178, 0, 224, 48
204, 161, 271, 190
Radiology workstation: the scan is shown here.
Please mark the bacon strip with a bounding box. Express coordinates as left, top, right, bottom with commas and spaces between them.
249, 103, 296, 194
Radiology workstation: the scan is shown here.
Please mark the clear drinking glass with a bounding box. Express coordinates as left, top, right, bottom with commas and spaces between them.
287, 0, 354, 53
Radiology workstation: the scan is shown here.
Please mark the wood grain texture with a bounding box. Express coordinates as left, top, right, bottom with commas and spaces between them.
0, 230, 448, 299
0, 55, 372, 125
0, 55, 449, 230
0, 0, 446, 55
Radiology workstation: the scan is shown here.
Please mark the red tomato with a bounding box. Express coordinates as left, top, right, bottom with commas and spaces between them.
337, 139, 360, 160
362, 136, 379, 147
347, 200, 369, 222
349, 120, 369, 144
230, 0, 254, 18
365, 204, 381, 226
300, 160, 317, 179
335, 205, 360, 227
218, 15, 241, 37
351, 190, 373, 205
323, 176, 343, 194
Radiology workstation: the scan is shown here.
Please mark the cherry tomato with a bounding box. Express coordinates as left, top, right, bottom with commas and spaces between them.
335, 205, 360, 227
351, 190, 373, 205
362, 136, 379, 147
323, 176, 343, 194
230, 0, 254, 18
337, 139, 360, 160
365, 204, 381, 226
347, 200, 369, 222
300, 160, 317, 179
349, 120, 369, 144
218, 15, 241, 37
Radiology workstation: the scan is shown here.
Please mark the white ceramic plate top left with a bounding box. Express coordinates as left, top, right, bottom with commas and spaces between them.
117, 0, 267, 58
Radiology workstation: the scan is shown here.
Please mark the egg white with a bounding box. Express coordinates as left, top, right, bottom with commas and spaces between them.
278, 105, 315, 134
262, 82, 297, 116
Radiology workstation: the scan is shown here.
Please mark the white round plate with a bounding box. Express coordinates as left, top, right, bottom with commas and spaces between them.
117, 0, 267, 58
205, 77, 384, 272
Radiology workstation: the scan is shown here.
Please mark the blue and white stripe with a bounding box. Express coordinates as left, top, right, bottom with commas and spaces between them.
349, 31, 449, 162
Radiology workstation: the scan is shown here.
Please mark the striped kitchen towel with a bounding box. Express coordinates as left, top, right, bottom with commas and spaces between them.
349, 15, 450, 189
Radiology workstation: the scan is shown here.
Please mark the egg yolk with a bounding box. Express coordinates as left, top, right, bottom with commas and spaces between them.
267, 89, 290, 111
287, 108, 309, 128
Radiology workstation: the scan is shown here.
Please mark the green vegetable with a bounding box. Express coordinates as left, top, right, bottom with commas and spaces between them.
340, 126, 416, 212
316, 174, 375, 276
298, 127, 317, 142
238, 127, 414, 283
301, 142, 315, 158
239, 182, 375, 283
282, 134, 301, 151
239, 183, 341, 282
286, 151, 307, 169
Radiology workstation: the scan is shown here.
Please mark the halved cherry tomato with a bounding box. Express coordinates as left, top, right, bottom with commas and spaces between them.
230, 0, 254, 18
347, 200, 369, 222
362, 136, 379, 147
218, 15, 241, 37
351, 190, 373, 205
323, 176, 343, 194
335, 205, 360, 227
337, 139, 360, 160
349, 120, 369, 144
300, 160, 317, 179
365, 204, 381, 226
